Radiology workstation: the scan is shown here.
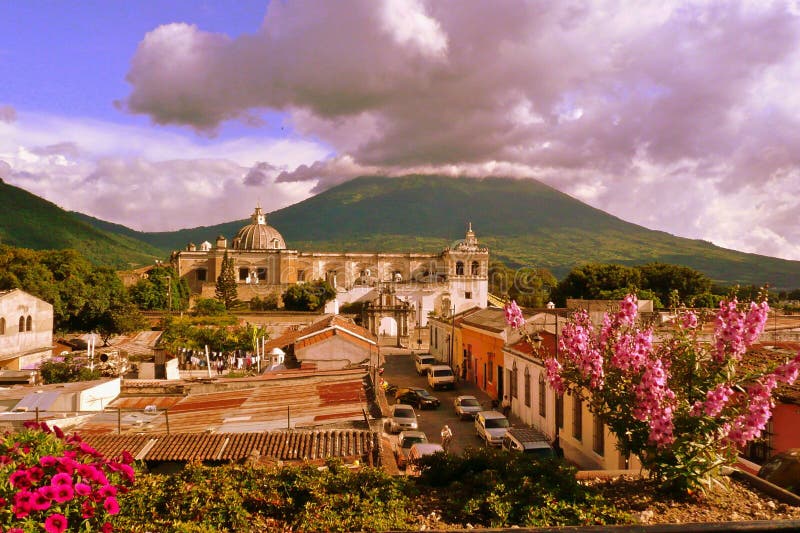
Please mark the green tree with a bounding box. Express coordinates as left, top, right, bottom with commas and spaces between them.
39, 353, 101, 384
215, 251, 238, 309
193, 298, 228, 316
552, 263, 642, 306
638, 263, 711, 305
489, 262, 556, 306
96, 302, 149, 346
129, 266, 189, 312
282, 280, 336, 311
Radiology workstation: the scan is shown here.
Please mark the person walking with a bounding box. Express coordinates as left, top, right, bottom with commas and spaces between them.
440, 424, 453, 452
501, 395, 511, 417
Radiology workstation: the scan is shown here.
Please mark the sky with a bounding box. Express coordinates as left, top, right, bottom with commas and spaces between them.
1, 1, 800, 261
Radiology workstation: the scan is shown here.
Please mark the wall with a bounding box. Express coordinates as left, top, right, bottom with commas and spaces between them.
77, 379, 121, 411
296, 334, 373, 371
460, 326, 505, 400
771, 402, 800, 456
0, 290, 53, 370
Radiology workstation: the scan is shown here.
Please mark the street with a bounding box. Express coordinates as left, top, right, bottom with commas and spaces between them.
381, 348, 498, 455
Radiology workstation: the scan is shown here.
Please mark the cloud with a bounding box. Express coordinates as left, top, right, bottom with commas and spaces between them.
0, 111, 325, 231
0, 105, 16, 123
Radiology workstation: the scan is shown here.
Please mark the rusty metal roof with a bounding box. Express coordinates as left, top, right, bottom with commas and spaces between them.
73, 371, 371, 435
82, 429, 379, 464
265, 314, 376, 351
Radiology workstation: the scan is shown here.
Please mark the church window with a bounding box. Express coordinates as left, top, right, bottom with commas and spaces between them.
455, 261, 464, 275
471, 261, 479, 275
257, 268, 267, 281
26, 316, 32, 331
19, 316, 25, 333
593, 415, 605, 455
297, 269, 306, 282
239, 268, 249, 282
271, 238, 280, 248
0, 317, 5, 335
465, 291, 472, 300
487, 352, 494, 382
196, 269, 207, 282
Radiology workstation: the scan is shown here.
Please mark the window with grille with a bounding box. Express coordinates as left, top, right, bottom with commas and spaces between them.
593, 415, 605, 455
488, 353, 494, 382
456, 261, 464, 275
524, 367, 531, 407
257, 268, 267, 280
196, 269, 207, 281
0, 317, 5, 335
538, 373, 546, 417
572, 395, 582, 440
511, 362, 518, 399
26, 316, 32, 331
239, 268, 249, 281
556, 395, 564, 429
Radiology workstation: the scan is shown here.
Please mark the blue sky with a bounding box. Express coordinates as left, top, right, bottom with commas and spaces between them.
1, 1, 799, 261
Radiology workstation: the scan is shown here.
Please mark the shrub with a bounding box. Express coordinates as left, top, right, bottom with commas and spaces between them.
415, 447, 630, 527
0, 423, 135, 532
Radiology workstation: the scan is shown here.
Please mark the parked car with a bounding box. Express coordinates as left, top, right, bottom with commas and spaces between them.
475, 410, 510, 446
427, 365, 455, 390
414, 354, 436, 375
406, 443, 445, 476
453, 395, 483, 420
501, 427, 555, 458
385, 404, 419, 434
395, 387, 440, 409
394, 430, 428, 470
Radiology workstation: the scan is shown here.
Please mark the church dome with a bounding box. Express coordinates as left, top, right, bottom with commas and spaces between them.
233, 207, 286, 250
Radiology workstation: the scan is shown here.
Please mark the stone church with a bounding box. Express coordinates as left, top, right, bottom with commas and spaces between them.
172, 206, 489, 337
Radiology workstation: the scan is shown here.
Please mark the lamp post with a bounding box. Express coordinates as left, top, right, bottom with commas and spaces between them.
449, 305, 456, 367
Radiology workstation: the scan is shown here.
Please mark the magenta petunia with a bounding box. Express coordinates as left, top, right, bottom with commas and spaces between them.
121, 450, 134, 465
40, 455, 58, 468
74, 482, 92, 496
44, 512, 68, 533
98, 484, 117, 498
9, 469, 31, 489
39, 485, 57, 500
31, 490, 52, 511
27, 465, 45, 483
103, 496, 120, 515
53, 425, 65, 439
81, 499, 95, 519
101, 522, 114, 533
53, 483, 74, 503
79, 442, 99, 456
51, 472, 73, 487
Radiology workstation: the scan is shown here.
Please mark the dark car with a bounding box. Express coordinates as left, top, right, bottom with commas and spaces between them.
395, 387, 441, 409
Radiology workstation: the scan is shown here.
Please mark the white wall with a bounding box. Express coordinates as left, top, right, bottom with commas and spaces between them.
296, 334, 373, 371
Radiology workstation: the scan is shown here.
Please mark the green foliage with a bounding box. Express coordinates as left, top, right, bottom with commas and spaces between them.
489, 262, 558, 306
97, 301, 149, 345
638, 263, 712, 306
192, 298, 229, 316
158, 316, 266, 355
0, 245, 134, 332
282, 280, 336, 311
0, 179, 164, 267
215, 251, 238, 310
248, 294, 279, 311
414, 447, 631, 527
118, 460, 416, 532
129, 266, 189, 311
39, 353, 101, 383
553, 263, 642, 305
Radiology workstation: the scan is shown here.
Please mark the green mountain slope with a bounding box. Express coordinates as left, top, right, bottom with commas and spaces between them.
0, 179, 165, 268
83, 175, 800, 288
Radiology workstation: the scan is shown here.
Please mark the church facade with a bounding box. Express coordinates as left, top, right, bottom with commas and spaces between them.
172, 207, 489, 330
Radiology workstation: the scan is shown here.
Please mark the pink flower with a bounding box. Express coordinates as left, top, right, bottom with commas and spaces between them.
74, 482, 92, 496
544, 357, 565, 395
103, 496, 120, 515
53, 483, 74, 503
13, 490, 33, 518
681, 311, 698, 329
79, 442, 99, 457
40, 455, 58, 468
504, 301, 525, 329
53, 425, 65, 439
10, 469, 31, 489
98, 484, 117, 498
31, 490, 52, 511
39, 485, 57, 500
81, 500, 95, 519
121, 450, 134, 465
118, 463, 135, 484
27, 465, 45, 483
44, 512, 68, 533
101, 522, 114, 533
51, 472, 73, 487
772, 353, 800, 385
8, 528, 24, 533
617, 294, 638, 325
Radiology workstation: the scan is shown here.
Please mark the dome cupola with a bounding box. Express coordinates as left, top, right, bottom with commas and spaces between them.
232, 206, 286, 250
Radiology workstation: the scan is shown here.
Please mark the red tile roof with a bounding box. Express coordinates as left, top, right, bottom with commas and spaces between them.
82, 429, 380, 464
264, 314, 376, 351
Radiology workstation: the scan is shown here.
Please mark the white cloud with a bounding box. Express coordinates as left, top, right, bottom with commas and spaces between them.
0, 110, 326, 231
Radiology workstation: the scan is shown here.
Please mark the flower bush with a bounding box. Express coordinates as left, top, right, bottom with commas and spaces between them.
0, 422, 135, 532
506, 294, 800, 493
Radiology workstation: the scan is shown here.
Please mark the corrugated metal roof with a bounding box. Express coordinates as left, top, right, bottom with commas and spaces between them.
265, 315, 376, 351
82, 429, 379, 463
73, 371, 370, 435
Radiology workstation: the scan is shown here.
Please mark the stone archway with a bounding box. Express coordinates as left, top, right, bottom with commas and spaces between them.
379, 316, 398, 337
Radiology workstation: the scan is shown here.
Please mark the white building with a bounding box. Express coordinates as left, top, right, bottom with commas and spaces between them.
0, 289, 53, 371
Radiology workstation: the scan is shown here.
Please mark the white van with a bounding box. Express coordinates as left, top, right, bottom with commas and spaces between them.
414, 354, 436, 375
427, 365, 455, 390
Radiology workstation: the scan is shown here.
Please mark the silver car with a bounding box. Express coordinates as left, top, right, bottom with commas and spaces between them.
475, 410, 510, 446
454, 395, 483, 420
385, 404, 419, 434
